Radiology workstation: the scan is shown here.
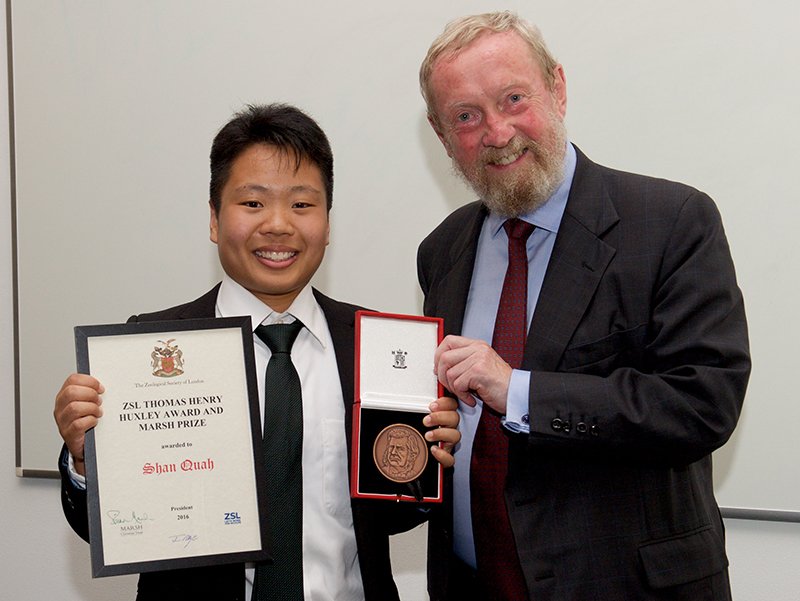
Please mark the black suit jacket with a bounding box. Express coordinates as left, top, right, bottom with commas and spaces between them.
60, 285, 422, 601
419, 148, 750, 600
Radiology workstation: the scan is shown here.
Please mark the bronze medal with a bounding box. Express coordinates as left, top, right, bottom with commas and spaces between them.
372, 424, 428, 483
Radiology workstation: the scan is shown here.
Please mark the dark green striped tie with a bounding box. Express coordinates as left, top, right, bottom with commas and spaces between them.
254, 321, 304, 601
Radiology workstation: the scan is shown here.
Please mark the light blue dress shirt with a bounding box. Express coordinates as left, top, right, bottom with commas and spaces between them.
452, 143, 577, 567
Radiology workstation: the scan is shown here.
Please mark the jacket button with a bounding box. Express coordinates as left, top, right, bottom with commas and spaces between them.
590, 424, 599, 437
551, 418, 563, 432
576, 422, 588, 434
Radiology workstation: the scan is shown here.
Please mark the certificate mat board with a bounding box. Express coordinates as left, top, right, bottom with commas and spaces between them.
351, 311, 444, 502
76, 317, 270, 577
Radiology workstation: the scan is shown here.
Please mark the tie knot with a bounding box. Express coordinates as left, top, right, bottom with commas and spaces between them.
255, 321, 304, 354
504, 218, 535, 241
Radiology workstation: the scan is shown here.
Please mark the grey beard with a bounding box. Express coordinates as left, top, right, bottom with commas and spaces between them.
453, 119, 567, 218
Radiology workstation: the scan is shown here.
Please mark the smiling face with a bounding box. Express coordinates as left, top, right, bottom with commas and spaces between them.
428, 30, 568, 216
210, 143, 330, 312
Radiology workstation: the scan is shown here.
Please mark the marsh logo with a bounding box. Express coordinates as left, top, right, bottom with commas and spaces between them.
224, 511, 241, 525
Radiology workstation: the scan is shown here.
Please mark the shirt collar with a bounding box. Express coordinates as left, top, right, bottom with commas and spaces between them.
216, 274, 328, 349
487, 142, 577, 238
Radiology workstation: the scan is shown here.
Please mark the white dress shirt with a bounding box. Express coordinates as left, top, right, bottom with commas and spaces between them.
215, 275, 364, 601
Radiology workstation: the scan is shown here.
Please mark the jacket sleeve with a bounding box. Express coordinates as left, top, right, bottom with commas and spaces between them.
59, 444, 90, 542
528, 191, 750, 466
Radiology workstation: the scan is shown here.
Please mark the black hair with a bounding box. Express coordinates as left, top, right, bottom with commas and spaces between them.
209, 103, 333, 212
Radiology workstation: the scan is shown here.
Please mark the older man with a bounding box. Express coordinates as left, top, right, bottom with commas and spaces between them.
417, 11, 749, 601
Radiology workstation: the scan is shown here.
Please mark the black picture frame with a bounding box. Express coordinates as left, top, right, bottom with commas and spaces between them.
76, 317, 270, 577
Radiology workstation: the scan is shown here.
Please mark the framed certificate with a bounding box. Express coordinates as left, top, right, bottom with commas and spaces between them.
76, 317, 270, 577
350, 311, 444, 503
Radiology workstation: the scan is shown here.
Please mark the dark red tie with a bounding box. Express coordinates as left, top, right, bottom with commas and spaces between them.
470, 218, 534, 600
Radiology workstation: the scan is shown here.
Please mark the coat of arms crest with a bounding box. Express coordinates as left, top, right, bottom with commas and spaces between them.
151, 338, 184, 377
392, 349, 408, 370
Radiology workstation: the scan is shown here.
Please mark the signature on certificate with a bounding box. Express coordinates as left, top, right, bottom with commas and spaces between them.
169, 534, 199, 548
107, 510, 154, 525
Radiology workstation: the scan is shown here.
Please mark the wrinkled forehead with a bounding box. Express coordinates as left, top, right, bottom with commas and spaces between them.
427, 31, 548, 109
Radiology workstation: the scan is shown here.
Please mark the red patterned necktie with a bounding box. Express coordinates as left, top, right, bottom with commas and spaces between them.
470, 218, 534, 600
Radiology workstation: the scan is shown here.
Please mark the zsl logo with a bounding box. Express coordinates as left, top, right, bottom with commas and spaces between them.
224, 511, 241, 524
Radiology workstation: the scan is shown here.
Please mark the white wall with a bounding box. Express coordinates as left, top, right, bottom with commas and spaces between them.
2, 3, 800, 600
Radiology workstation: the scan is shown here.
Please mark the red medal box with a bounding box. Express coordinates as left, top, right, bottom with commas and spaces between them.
350, 311, 444, 503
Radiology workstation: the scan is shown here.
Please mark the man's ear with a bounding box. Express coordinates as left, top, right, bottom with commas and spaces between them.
551, 64, 568, 119
428, 114, 453, 158
209, 200, 219, 244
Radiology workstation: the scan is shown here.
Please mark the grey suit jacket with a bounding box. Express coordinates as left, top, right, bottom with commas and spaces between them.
60, 284, 423, 601
419, 147, 750, 600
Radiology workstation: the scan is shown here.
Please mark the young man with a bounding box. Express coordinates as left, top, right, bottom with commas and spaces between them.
54, 103, 460, 601
417, 12, 749, 601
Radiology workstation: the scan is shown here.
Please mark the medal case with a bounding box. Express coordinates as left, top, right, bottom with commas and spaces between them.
350, 311, 444, 503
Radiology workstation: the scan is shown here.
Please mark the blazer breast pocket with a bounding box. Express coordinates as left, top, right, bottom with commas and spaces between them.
560, 323, 647, 373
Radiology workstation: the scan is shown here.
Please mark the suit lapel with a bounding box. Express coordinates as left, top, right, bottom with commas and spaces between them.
429, 202, 486, 336
525, 149, 619, 371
